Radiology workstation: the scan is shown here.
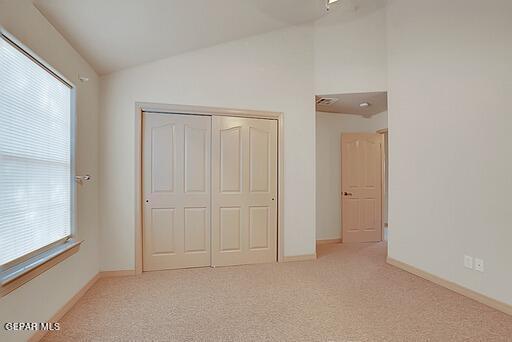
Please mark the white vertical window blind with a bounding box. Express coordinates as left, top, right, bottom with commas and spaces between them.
0, 35, 73, 268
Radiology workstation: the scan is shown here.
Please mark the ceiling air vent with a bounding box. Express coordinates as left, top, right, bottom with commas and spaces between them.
316, 97, 339, 106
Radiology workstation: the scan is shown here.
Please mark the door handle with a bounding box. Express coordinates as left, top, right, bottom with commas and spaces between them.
343, 192, 353, 196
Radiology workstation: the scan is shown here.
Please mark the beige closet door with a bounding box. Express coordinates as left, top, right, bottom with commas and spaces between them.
212, 116, 277, 266
341, 133, 383, 243
143, 112, 211, 271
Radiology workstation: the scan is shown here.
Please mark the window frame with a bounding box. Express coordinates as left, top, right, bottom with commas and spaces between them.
0, 28, 81, 294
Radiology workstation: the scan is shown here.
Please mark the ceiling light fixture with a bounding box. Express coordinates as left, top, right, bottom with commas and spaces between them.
325, 0, 340, 12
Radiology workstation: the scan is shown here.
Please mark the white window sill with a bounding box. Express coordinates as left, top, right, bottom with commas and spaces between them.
0, 240, 82, 297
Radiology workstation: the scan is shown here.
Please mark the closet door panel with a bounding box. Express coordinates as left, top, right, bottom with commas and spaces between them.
212, 116, 277, 266
143, 113, 211, 271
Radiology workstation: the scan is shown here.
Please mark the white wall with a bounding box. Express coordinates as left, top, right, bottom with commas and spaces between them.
316, 111, 387, 240
0, 1, 100, 341
314, 0, 387, 95
98, 0, 391, 269
387, 0, 512, 305
314, 0, 389, 242
99, 25, 316, 270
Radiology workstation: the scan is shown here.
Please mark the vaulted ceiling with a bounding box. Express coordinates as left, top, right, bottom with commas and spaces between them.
34, 0, 336, 75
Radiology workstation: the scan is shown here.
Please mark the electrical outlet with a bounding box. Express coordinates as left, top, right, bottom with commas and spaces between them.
475, 258, 484, 272
464, 255, 473, 269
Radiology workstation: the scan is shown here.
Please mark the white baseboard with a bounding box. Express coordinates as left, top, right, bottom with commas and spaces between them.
29, 273, 101, 342
28, 269, 137, 341
282, 253, 317, 262
387, 257, 512, 316
99, 270, 136, 277
316, 238, 342, 245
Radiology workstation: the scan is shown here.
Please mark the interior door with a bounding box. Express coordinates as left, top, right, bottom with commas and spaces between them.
211, 116, 277, 266
341, 133, 383, 243
143, 112, 211, 271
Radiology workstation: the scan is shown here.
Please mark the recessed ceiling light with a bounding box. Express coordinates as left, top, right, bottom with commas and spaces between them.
328, 0, 340, 3
359, 102, 370, 108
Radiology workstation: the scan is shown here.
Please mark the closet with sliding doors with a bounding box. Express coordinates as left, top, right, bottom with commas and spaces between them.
142, 112, 277, 271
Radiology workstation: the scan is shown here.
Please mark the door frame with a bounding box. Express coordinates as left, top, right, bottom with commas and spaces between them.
376, 128, 388, 241
134, 102, 284, 274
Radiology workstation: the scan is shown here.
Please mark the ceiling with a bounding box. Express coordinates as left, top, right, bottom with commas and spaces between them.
34, 0, 340, 75
316, 91, 387, 117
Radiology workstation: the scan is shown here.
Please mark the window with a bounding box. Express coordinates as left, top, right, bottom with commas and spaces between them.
0, 31, 77, 286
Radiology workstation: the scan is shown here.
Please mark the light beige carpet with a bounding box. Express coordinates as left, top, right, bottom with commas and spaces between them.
44, 243, 512, 341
